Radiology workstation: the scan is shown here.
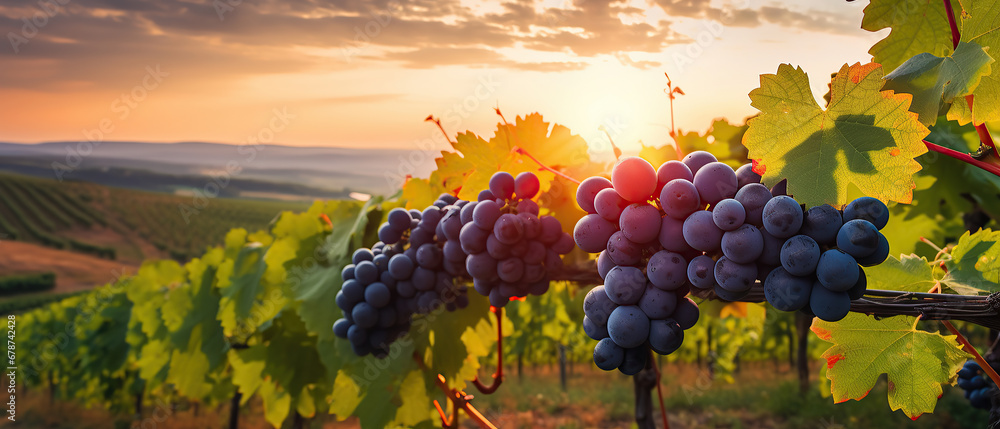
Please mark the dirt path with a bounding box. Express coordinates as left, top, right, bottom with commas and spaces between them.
0, 240, 138, 292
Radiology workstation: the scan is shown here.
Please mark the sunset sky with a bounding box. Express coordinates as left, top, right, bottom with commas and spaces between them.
0, 0, 885, 153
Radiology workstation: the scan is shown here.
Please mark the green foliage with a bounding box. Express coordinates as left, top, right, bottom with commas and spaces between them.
883, 41, 994, 125
862, 0, 961, 72
743, 63, 929, 207
0, 272, 55, 295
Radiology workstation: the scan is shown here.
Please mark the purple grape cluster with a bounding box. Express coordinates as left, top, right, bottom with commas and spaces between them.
759, 195, 890, 322
459, 171, 574, 308
333, 194, 470, 357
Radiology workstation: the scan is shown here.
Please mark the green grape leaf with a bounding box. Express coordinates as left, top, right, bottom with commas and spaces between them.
743, 63, 930, 207
812, 313, 969, 419
941, 229, 1000, 294
949, 0, 1000, 124
909, 118, 1000, 220
864, 254, 938, 293
862, 0, 960, 72
883, 41, 995, 125
881, 205, 965, 259
217, 243, 284, 339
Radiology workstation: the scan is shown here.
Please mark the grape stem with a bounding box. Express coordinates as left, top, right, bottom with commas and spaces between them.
929, 270, 1000, 388
425, 114, 457, 146
924, 140, 1000, 178
495, 107, 583, 185
941, 0, 999, 158
648, 349, 672, 429
412, 353, 498, 429
664, 73, 684, 160
471, 306, 504, 394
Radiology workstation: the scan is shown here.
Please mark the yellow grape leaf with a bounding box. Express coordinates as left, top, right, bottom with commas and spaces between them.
812, 313, 969, 419
949, 0, 1000, 124
743, 63, 930, 207
638, 142, 680, 170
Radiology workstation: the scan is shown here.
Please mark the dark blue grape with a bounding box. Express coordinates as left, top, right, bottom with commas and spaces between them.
763, 267, 811, 311
593, 338, 625, 370
843, 197, 889, 229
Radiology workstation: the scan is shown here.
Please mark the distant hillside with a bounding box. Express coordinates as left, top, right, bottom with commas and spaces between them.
0, 141, 439, 196
0, 172, 312, 265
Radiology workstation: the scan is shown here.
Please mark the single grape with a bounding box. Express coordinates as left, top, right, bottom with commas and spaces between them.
682, 150, 718, 176
620, 203, 661, 243
443, 240, 465, 262
682, 211, 723, 252
347, 324, 368, 346
656, 160, 694, 194
597, 251, 614, 279
809, 281, 851, 322
465, 252, 497, 280
763, 267, 812, 311
352, 302, 379, 329
604, 266, 647, 305
516, 199, 539, 216
714, 256, 757, 292
333, 318, 351, 338
576, 176, 613, 213
837, 219, 879, 259
472, 199, 502, 229
721, 224, 764, 264
736, 163, 762, 188
800, 204, 842, 245
494, 213, 525, 244
412, 267, 436, 291
594, 188, 629, 222
619, 346, 649, 375
352, 248, 374, 264
607, 305, 650, 348
593, 338, 625, 370
387, 208, 412, 230
713, 198, 746, 231
477, 189, 495, 202
693, 161, 738, 205
612, 156, 657, 203
734, 183, 772, 227
354, 261, 378, 285
583, 285, 617, 325
489, 172, 515, 200
538, 216, 563, 244
687, 255, 716, 289
672, 297, 699, 330
649, 319, 684, 355
460, 201, 477, 224
552, 233, 575, 255
574, 214, 617, 253
762, 196, 803, 238
364, 282, 391, 308
583, 315, 609, 340
459, 223, 489, 254
658, 215, 694, 254
514, 172, 540, 199
843, 196, 889, 229
342, 264, 355, 281
660, 179, 702, 220
847, 267, 867, 300
419, 207, 442, 230
856, 233, 889, 266
416, 244, 442, 269
441, 215, 463, 241
607, 231, 643, 266
779, 235, 821, 276
816, 249, 860, 292
497, 258, 524, 283
638, 284, 678, 319
647, 251, 687, 290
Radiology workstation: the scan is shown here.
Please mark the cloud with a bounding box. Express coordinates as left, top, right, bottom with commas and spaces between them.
0, 0, 864, 94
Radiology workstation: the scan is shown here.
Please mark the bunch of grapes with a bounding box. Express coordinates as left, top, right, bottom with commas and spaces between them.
574, 154, 712, 374
460, 171, 575, 308
957, 360, 998, 410
333, 194, 470, 357
760, 195, 890, 321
